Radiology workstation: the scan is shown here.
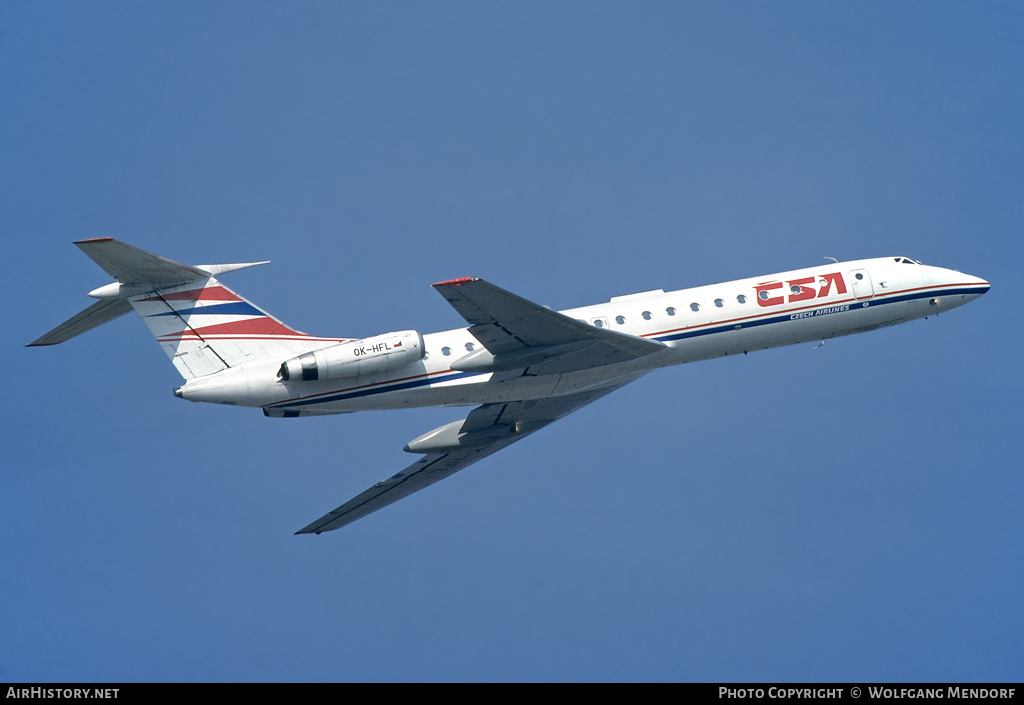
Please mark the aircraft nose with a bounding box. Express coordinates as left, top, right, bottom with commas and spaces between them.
952, 272, 990, 302
966, 273, 990, 295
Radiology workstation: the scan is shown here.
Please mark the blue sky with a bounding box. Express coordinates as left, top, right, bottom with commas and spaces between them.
2, 2, 1021, 682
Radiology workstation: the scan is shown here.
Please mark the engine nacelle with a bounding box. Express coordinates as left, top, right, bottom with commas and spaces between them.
278, 330, 424, 382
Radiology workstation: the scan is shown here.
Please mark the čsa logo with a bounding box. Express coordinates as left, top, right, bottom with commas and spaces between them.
754, 272, 847, 308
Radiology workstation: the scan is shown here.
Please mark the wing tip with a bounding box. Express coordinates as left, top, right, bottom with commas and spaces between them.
432, 277, 478, 288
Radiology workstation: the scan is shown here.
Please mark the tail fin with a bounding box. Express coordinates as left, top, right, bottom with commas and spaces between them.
31, 239, 336, 379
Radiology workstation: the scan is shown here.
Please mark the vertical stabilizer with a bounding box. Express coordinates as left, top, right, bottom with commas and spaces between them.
126, 275, 325, 378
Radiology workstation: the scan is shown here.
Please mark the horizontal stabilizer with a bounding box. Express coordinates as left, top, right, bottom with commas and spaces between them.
74, 238, 270, 287
30, 239, 320, 380
28, 298, 133, 346
75, 238, 211, 285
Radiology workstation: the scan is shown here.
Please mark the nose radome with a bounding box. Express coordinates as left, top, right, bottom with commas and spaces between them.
966, 273, 990, 294
933, 266, 989, 294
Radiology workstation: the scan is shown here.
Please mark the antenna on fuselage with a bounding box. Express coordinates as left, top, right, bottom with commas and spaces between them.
824, 256, 839, 264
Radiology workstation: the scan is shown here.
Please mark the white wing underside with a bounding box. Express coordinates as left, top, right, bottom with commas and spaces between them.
295, 375, 644, 533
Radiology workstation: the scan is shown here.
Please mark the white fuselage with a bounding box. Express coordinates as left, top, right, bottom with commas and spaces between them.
175, 257, 989, 416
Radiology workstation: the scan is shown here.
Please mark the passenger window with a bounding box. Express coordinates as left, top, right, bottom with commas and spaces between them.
615, 315, 626, 325
442, 347, 451, 356
737, 294, 747, 304
666, 307, 676, 316
758, 290, 770, 301
714, 298, 724, 308
593, 319, 604, 328
690, 303, 700, 312
642, 311, 652, 320
465, 342, 475, 351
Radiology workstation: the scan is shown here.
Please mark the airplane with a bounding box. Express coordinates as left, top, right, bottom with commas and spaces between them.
30, 238, 989, 534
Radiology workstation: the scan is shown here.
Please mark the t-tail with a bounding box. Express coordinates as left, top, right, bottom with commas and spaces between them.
29, 238, 333, 379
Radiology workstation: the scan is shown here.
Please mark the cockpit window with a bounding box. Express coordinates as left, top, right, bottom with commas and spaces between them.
895, 257, 922, 265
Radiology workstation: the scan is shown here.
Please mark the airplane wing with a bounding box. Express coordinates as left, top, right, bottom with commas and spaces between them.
296, 374, 644, 534
432, 277, 666, 374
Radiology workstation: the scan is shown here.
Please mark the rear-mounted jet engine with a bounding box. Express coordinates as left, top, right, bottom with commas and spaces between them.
278, 330, 424, 381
